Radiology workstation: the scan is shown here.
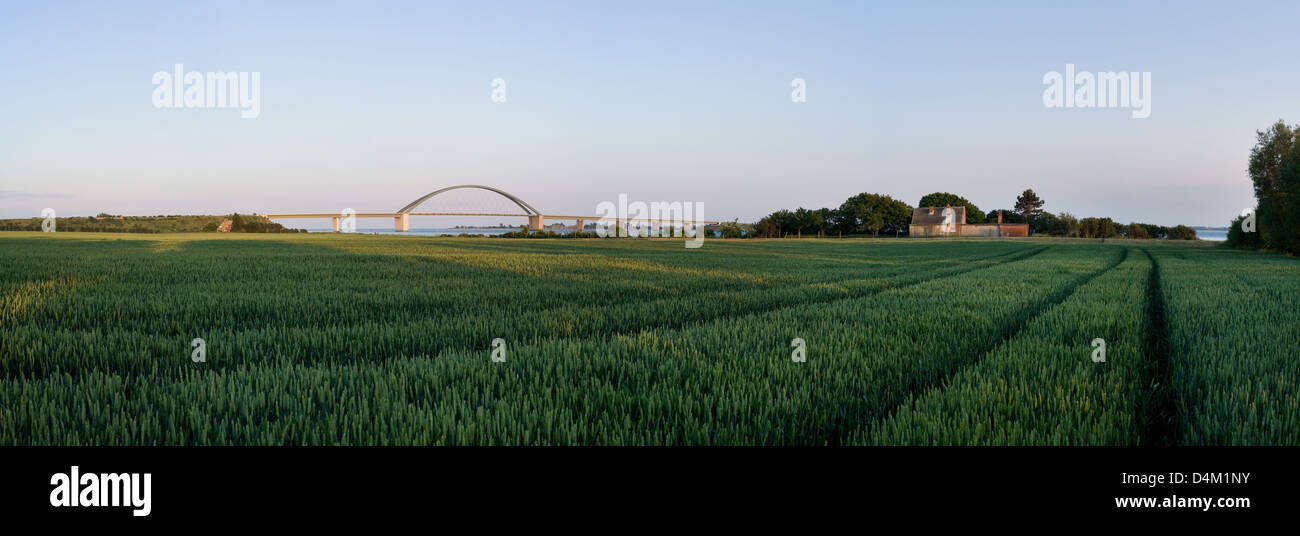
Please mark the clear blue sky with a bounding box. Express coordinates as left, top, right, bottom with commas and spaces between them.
2, 0, 1297, 226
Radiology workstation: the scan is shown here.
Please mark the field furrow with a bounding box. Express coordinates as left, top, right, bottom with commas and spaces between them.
3, 234, 1295, 446
1151, 248, 1300, 445
0, 240, 1038, 380
2, 243, 1116, 445
856, 247, 1148, 445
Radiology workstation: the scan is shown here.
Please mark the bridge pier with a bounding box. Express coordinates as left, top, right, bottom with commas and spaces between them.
394, 213, 410, 232
575, 219, 584, 232
528, 214, 544, 231
332, 217, 340, 232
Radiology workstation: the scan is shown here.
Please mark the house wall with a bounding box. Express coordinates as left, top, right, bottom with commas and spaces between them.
998, 224, 1030, 237
910, 224, 1029, 237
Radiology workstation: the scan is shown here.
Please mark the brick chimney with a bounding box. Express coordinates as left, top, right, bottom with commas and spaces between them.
998, 210, 1003, 224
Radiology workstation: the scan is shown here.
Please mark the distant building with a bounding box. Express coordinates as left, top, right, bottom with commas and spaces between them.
909, 207, 1028, 238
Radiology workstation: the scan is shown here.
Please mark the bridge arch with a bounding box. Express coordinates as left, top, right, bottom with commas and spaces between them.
397, 185, 541, 215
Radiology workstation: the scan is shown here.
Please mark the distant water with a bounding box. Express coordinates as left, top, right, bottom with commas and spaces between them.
1197, 230, 1228, 241
304, 227, 574, 236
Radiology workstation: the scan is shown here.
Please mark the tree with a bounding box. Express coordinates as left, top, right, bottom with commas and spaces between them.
753, 210, 789, 238
917, 192, 984, 225
1170, 225, 1197, 240
839, 193, 913, 237
719, 220, 744, 239
1137, 223, 1169, 239
1098, 218, 1116, 241
1033, 212, 1062, 235
802, 208, 822, 237
1226, 214, 1261, 248
1124, 222, 1150, 239
1058, 212, 1079, 237
1247, 120, 1300, 253
1014, 189, 1045, 225
986, 209, 1026, 224
792, 208, 812, 237
1079, 217, 1117, 239
813, 208, 834, 237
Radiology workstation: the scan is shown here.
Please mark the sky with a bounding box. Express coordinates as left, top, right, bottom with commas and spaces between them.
2, 0, 1297, 227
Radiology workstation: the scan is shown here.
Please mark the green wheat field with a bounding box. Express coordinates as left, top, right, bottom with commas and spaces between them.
1, 232, 1296, 445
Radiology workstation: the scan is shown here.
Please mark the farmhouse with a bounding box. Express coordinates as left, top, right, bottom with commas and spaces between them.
910, 207, 1029, 238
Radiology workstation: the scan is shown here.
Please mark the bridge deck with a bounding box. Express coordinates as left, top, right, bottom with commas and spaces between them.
258, 212, 721, 225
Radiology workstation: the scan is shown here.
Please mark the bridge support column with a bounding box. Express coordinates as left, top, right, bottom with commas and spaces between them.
394, 213, 410, 232
332, 217, 340, 232
575, 219, 584, 232
651, 220, 661, 238
528, 214, 544, 231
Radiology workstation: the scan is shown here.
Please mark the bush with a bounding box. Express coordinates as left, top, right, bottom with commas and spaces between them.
1226, 214, 1262, 248
719, 221, 744, 239
494, 230, 601, 239
1079, 217, 1118, 239
1169, 225, 1197, 240
1124, 222, 1150, 239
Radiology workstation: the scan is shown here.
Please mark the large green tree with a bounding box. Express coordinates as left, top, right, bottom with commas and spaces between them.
1124, 222, 1150, 239
839, 193, 913, 237
1169, 225, 1197, 240
986, 209, 1026, 224
1032, 211, 1061, 235
917, 192, 984, 224
1079, 217, 1118, 239
1057, 212, 1079, 237
1247, 120, 1300, 253
1014, 189, 1045, 224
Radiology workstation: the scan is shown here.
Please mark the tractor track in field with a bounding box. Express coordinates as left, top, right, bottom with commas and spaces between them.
826, 246, 1131, 446
1138, 248, 1177, 446
5, 246, 1048, 382
286, 245, 1050, 358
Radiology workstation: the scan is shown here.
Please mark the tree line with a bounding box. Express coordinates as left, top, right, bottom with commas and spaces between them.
749, 188, 1197, 239
1227, 119, 1300, 254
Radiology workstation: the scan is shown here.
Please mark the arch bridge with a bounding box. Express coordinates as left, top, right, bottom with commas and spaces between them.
259, 185, 719, 232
